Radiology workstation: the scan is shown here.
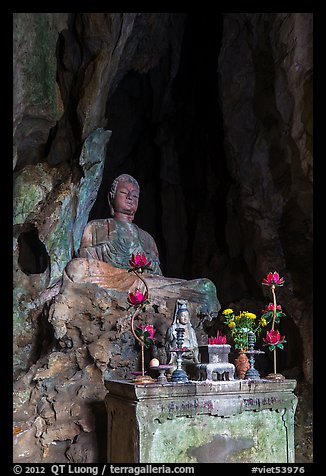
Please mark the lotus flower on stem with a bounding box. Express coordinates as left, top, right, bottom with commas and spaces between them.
261, 303, 286, 327
128, 251, 152, 273
127, 252, 153, 379
135, 324, 156, 349
262, 271, 285, 287
263, 329, 286, 350
128, 289, 149, 306
261, 271, 286, 377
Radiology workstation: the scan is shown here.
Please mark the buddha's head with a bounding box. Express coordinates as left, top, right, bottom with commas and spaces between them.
108, 174, 140, 221
177, 309, 190, 325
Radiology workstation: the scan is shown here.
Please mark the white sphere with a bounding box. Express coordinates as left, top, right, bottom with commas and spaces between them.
149, 358, 160, 367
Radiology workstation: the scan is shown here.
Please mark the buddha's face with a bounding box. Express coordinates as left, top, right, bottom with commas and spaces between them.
113, 180, 139, 219
178, 310, 190, 325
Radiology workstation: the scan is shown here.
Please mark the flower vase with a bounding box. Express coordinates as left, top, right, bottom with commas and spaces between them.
234, 350, 250, 379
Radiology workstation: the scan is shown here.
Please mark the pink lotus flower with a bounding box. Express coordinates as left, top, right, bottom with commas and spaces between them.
265, 303, 282, 312
138, 324, 155, 340
261, 303, 286, 325
129, 252, 152, 272
135, 323, 156, 348
262, 271, 285, 287
128, 289, 148, 306
263, 329, 286, 351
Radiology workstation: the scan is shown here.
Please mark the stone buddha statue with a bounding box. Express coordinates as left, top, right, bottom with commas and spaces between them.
67, 174, 162, 278
61, 174, 220, 331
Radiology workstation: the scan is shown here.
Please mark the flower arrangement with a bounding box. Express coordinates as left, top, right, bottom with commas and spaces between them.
261, 271, 287, 378
220, 271, 287, 379
127, 252, 155, 383
222, 309, 267, 351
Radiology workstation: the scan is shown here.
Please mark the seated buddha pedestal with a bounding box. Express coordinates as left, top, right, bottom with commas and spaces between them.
49, 173, 220, 344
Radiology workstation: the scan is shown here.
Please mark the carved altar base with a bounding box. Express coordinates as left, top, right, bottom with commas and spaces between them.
105, 379, 297, 463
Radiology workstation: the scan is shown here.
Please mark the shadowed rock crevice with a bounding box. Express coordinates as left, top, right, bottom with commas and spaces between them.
18, 227, 50, 275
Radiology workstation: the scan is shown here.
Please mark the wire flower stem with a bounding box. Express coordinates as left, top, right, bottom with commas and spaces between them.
271, 284, 277, 373
130, 270, 150, 377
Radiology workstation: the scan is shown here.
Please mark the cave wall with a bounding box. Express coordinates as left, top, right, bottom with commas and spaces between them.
218, 13, 312, 382
13, 12, 187, 376
13, 12, 313, 463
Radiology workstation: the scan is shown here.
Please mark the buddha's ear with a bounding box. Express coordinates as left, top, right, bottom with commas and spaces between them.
108, 198, 115, 217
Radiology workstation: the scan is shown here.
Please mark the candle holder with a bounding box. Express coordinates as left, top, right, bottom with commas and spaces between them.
171, 327, 189, 383
244, 331, 264, 380
152, 364, 174, 383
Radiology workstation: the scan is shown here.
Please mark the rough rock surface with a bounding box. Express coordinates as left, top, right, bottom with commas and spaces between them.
13, 282, 213, 463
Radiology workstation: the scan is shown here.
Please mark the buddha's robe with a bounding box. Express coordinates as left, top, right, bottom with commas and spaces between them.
64, 218, 220, 318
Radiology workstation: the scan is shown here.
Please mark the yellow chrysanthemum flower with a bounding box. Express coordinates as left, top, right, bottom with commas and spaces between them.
228, 321, 236, 329
246, 312, 256, 320
260, 318, 267, 326
222, 309, 233, 315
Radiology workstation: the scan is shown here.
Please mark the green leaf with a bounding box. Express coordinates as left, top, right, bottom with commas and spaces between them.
144, 337, 154, 348
269, 345, 275, 352
277, 343, 284, 349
